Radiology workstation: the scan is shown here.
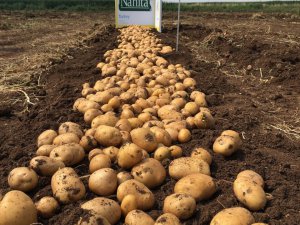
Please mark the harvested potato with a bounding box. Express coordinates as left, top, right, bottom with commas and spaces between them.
128, 118, 144, 129
8, 167, 38, 192
163, 193, 196, 220
89, 168, 117, 196
125, 210, 155, 225
89, 154, 111, 173
221, 130, 242, 148
81, 197, 121, 225
121, 194, 138, 216
84, 109, 102, 124
50, 143, 85, 166
73, 99, 100, 113
51, 167, 86, 204
131, 158, 166, 188
117, 171, 133, 185
237, 170, 264, 187
85, 128, 96, 136
178, 128, 192, 143
120, 131, 132, 143
53, 133, 80, 145
0, 190, 37, 225
210, 207, 255, 225
117, 143, 143, 169
58, 122, 83, 138
94, 125, 122, 147
155, 213, 182, 225
150, 127, 172, 146
194, 111, 215, 129
88, 148, 104, 161
213, 135, 239, 156
174, 173, 216, 201
91, 114, 119, 128
191, 147, 212, 165
154, 146, 171, 161
79, 135, 98, 152
103, 146, 119, 163
130, 128, 158, 152
116, 119, 132, 132
165, 128, 178, 142
169, 157, 210, 179
35, 196, 59, 218
77, 213, 111, 225
37, 129, 57, 147
117, 179, 155, 211
30, 156, 65, 176
36, 144, 56, 156
169, 145, 183, 158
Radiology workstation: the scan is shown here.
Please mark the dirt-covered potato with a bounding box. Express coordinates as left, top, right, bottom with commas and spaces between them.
91, 114, 119, 128
213, 135, 239, 156
174, 173, 216, 201
89, 154, 111, 173
53, 133, 80, 145
30, 156, 65, 176
237, 170, 264, 187
117, 179, 155, 211
81, 197, 121, 225
169, 145, 183, 158
79, 135, 98, 152
77, 213, 111, 225
73, 98, 100, 113
210, 207, 255, 225
36, 144, 56, 156
89, 168, 117, 196
58, 122, 83, 138
94, 125, 122, 147
154, 213, 182, 225
121, 194, 138, 216
116, 119, 132, 132
37, 129, 57, 147
131, 158, 166, 188
35, 196, 59, 218
50, 143, 85, 166
0, 190, 37, 225
130, 128, 158, 152
117, 171, 133, 185
194, 111, 215, 129
163, 193, 196, 220
221, 130, 242, 148
154, 146, 171, 161
84, 109, 103, 124
191, 147, 212, 165
169, 157, 210, 180
102, 146, 119, 163
150, 127, 172, 146
125, 210, 155, 225
85, 128, 96, 136
88, 148, 104, 161
178, 128, 192, 143
165, 128, 178, 142
117, 143, 143, 169
8, 167, 38, 192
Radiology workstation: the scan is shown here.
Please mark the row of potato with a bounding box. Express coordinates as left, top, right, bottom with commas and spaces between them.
0, 26, 267, 225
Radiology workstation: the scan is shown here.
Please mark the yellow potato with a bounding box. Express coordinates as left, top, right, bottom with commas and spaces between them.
58, 122, 83, 138
154, 146, 171, 161
169, 145, 183, 158
191, 147, 212, 165
30, 156, 65, 176
213, 135, 238, 156
88, 148, 104, 161
37, 129, 57, 147
50, 143, 85, 166
89, 154, 111, 173
84, 109, 103, 124
35, 196, 59, 218
103, 146, 119, 163
53, 133, 80, 145
8, 167, 38, 192
89, 168, 117, 196
210, 207, 255, 225
77, 213, 111, 225
121, 194, 138, 216
91, 114, 118, 128
155, 213, 182, 225
178, 128, 192, 143
94, 125, 122, 147
79, 135, 98, 152
125, 210, 155, 225
36, 144, 56, 156
117, 143, 143, 169
237, 170, 264, 187
130, 128, 158, 152
117, 171, 133, 185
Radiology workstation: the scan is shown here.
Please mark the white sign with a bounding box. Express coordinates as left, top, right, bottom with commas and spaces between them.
115, 0, 162, 32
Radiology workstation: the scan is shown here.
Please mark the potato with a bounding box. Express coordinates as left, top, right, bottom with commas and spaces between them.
74, 99, 100, 113
37, 129, 57, 147
53, 133, 80, 145
157, 106, 182, 121
233, 179, 266, 211
91, 114, 118, 128
80, 135, 98, 152
150, 127, 172, 146
81, 197, 121, 225
51, 167, 86, 204
117, 143, 143, 169
191, 147, 212, 165
194, 111, 215, 129
121, 108, 135, 119
89, 154, 111, 173
213, 135, 239, 156
164, 120, 186, 131
84, 109, 102, 124
30, 156, 65, 176
58, 122, 83, 138
155, 213, 182, 225
88, 148, 104, 161
165, 128, 178, 142
116, 119, 132, 132
117, 171, 132, 185
237, 170, 264, 187
154, 146, 171, 161
121, 194, 138, 216
94, 125, 122, 147
35, 196, 59, 218
174, 173, 216, 201
77, 213, 111, 225
0, 190, 37, 225
85, 128, 96, 136
169, 157, 210, 180
163, 193, 196, 220
36, 144, 56, 156
131, 158, 166, 188
221, 130, 242, 148
131, 128, 158, 152
117, 179, 155, 211
50, 143, 85, 166
210, 207, 255, 225
103, 146, 119, 163
178, 128, 192, 143
194, 94, 207, 107
169, 145, 183, 158
8, 167, 38, 192
125, 210, 155, 225
183, 102, 199, 116
120, 130, 132, 143
128, 117, 144, 129
89, 168, 117, 196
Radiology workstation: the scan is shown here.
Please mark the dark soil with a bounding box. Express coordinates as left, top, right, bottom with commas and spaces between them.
0, 13, 299, 225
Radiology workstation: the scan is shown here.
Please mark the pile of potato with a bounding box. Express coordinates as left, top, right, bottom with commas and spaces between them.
1, 26, 268, 225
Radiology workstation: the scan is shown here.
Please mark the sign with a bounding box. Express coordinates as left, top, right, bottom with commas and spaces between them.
115, 0, 162, 32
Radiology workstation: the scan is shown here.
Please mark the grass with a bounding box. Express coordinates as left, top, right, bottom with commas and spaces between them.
0, 0, 299, 14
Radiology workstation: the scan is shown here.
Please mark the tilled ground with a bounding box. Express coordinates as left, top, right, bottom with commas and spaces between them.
0, 13, 299, 225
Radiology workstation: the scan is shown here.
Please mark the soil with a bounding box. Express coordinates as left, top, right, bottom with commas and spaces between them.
0, 12, 299, 225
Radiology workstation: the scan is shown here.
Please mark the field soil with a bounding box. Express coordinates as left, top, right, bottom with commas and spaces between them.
0, 12, 299, 225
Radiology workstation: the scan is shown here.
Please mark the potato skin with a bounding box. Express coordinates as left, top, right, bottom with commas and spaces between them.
8, 167, 38, 192
81, 197, 121, 225
117, 171, 133, 185
191, 147, 212, 165
36, 144, 56, 156
213, 135, 238, 156
237, 170, 264, 188
89, 154, 111, 173
89, 168, 117, 196
30, 156, 65, 176
50, 143, 85, 166
0, 190, 37, 225
51, 167, 86, 204
94, 125, 122, 147
117, 143, 143, 169
53, 133, 80, 145
125, 210, 155, 225
210, 207, 255, 225
121, 194, 138, 216
37, 129, 57, 147
35, 196, 59, 218
155, 213, 182, 225
58, 122, 83, 138
77, 214, 111, 225
174, 173, 216, 202
130, 128, 158, 152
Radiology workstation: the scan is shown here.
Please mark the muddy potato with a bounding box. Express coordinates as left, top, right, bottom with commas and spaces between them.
174, 173, 216, 201
213, 135, 239, 156
30, 156, 65, 176
184, 102, 199, 116
53, 133, 80, 145
130, 128, 158, 152
88, 148, 104, 161
163, 193, 196, 220
35, 196, 59, 218
120, 130, 132, 143
50, 143, 85, 166
89, 154, 111, 173
103, 146, 119, 163
154, 146, 171, 161
117, 143, 143, 169
37, 129, 57, 147
169, 157, 210, 180
210, 207, 255, 225
128, 117, 144, 129
169, 145, 183, 158
150, 127, 172, 146
194, 94, 207, 107
77, 214, 111, 225
177, 129, 192, 143
89, 168, 117, 196
58, 122, 83, 138
36, 144, 56, 156
125, 210, 155, 225
194, 111, 215, 129
117, 179, 155, 211
131, 158, 166, 188
91, 114, 119, 128
84, 109, 102, 124
94, 125, 122, 147
237, 170, 264, 187
164, 120, 187, 132
74, 99, 100, 114
121, 194, 138, 216
80, 135, 98, 152
155, 213, 182, 225
0, 190, 37, 225
165, 128, 178, 142
191, 147, 212, 165
81, 197, 121, 225
221, 130, 242, 148
51, 167, 86, 204
117, 171, 133, 185
115, 119, 132, 132
8, 167, 38, 192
